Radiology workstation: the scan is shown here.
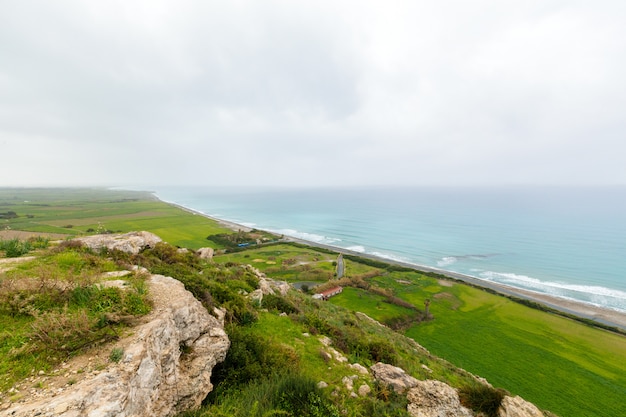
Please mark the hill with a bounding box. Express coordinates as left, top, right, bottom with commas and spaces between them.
2, 188, 626, 416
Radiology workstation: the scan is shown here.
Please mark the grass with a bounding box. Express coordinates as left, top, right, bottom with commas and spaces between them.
326, 266, 626, 417
330, 287, 415, 324
402, 284, 626, 416
3, 188, 626, 416
217, 244, 339, 283
0, 188, 231, 249
0, 245, 152, 391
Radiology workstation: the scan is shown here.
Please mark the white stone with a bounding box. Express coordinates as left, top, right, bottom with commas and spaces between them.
3, 275, 229, 417
358, 384, 371, 397
499, 395, 545, 417
370, 362, 419, 394
349, 363, 369, 375
407, 380, 473, 417
75, 231, 162, 255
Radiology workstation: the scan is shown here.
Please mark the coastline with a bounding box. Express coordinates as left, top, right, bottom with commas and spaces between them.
161, 196, 626, 332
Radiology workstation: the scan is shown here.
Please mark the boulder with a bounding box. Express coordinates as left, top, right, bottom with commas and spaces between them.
407, 380, 473, 417
370, 362, 419, 393
75, 231, 162, 254
499, 395, 545, 417
196, 247, 214, 260
4, 275, 229, 417
349, 363, 369, 375
358, 384, 372, 397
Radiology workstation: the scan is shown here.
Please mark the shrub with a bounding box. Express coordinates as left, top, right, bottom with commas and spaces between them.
28, 236, 49, 249
262, 294, 299, 314
109, 347, 124, 363
459, 384, 508, 417
26, 308, 104, 354
0, 238, 31, 257
209, 326, 299, 394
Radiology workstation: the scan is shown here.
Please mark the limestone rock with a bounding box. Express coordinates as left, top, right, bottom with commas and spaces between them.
329, 347, 348, 363
350, 363, 369, 375
370, 362, 419, 393
499, 395, 545, 417
358, 384, 372, 397
420, 364, 433, 374
407, 380, 473, 417
319, 336, 333, 347
196, 247, 214, 260
249, 289, 264, 304
258, 277, 276, 295
342, 376, 355, 391
4, 275, 229, 417
75, 231, 162, 254
246, 265, 289, 295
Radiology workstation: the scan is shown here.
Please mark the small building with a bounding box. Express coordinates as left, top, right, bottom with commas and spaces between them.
312, 286, 343, 301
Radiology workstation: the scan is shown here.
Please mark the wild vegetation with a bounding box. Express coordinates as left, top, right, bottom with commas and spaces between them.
2, 188, 626, 416
0, 242, 151, 391
0, 236, 49, 257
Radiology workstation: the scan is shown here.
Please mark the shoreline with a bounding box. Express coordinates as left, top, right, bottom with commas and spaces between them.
161, 196, 626, 332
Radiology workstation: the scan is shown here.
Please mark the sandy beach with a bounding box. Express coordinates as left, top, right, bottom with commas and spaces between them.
170, 199, 626, 332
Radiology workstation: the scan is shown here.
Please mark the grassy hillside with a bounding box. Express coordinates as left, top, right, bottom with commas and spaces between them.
2, 188, 626, 416
210, 241, 626, 417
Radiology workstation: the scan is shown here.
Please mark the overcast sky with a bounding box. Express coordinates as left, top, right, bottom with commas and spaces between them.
1, 0, 625, 188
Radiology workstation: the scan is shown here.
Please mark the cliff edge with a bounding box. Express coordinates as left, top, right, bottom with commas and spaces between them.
3, 274, 230, 417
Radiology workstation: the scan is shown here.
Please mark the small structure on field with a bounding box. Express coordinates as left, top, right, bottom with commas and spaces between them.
313, 286, 343, 300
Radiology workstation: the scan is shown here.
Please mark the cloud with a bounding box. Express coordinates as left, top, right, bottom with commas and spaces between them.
1, 0, 625, 186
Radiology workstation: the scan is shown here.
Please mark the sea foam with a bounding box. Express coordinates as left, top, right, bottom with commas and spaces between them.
479, 270, 626, 312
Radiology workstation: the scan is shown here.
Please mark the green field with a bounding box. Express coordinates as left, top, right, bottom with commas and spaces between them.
0, 188, 230, 249
323, 270, 626, 417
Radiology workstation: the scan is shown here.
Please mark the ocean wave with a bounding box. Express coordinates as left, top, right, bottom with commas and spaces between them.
273, 228, 342, 245
479, 270, 626, 311
437, 256, 457, 267
346, 245, 366, 253
370, 251, 410, 264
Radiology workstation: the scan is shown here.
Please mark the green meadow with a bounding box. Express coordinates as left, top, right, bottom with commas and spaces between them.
2, 188, 626, 416
326, 271, 626, 417
0, 188, 230, 249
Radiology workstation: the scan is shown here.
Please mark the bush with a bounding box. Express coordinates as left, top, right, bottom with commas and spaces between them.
209, 326, 299, 394
0, 238, 31, 257
459, 384, 508, 417
28, 236, 49, 249
262, 294, 299, 314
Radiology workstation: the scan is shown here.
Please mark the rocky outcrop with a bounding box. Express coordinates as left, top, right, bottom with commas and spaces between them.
196, 247, 214, 260
407, 380, 473, 417
75, 231, 162, 254
246, 265, 290, 305
370, 362, 419, 394
499, 395, 545, 417
4, 275, 229, 417
405, 380, 545, 417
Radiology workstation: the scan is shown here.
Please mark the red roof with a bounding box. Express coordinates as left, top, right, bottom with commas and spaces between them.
319, 286, 343, 297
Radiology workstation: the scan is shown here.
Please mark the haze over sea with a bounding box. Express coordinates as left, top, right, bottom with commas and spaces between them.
154, 186, 626, 313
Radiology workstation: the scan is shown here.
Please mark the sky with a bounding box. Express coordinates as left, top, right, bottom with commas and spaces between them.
1, 0, 625, 188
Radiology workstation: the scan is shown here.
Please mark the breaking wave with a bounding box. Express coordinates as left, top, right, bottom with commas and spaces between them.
272, 228, 342, 245
479, 271, 626, 312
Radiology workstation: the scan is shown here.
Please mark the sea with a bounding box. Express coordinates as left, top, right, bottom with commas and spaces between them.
151, 186, 626, 313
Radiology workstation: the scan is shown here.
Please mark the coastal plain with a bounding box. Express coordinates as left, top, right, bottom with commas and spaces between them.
2, 188, 626, 416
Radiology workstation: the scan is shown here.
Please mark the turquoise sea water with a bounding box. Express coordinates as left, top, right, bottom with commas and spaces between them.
153, 186, 626, 312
